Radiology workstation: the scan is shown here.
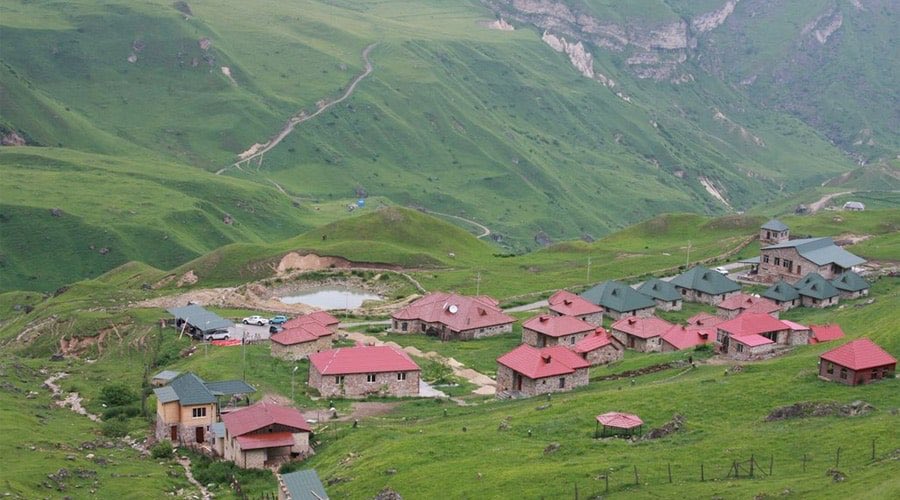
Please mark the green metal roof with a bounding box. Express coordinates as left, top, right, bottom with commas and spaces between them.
281, 469, 329, 500
205, 380, 256, 396
636, 279, 681, 302
831, 271, 869, 292
168, 373, 216, 405
762, 281, 799, 302
152, 370, 181, 382
152, 386, 179, 404
167, 305, 233, 333
669, 266, 741, 295
761, 237, 865, 268
794, 272, 840, 300
580, 281, 656, 313
761, 219, 788, 231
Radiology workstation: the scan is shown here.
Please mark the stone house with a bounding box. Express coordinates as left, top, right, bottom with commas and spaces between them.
547, 290, 604, 326
660, 323, 716, 352
390, 292, 514, 340
669, 266, 741, 305
610, 316, 673, 352
153, 373, 255, 446
762, 281, 801, 311
759, 219, 789, 245
819, 339, 896, 386
715, 293, 781, 319
308, 346, 420, 398
573, 328, 623, 366
521, 314, 594, 348
795, 272, 840, 308
580, 280, 656, 319
220, 402, 311, 469
758, 237, 865, 283
636, 278, 682, 311
270, 324, 333, 361
496, 344, 590, 398
715, 312, 805, 360
284, 311, 340, 334
831, 271, 869, 299
727, 333, 775, 361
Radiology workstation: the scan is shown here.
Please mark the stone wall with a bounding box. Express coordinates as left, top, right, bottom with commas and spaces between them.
800, 295, 838, 308
610, 330, 661, 353
758, 248, 821, 283
727, 341, 773, 361
310, 365, 420, 398
838, 289, 868, 299
653, 298, 682, 311
391, 319, 512, 340
819, 361, 895, 385
605, 306, 654, 320
522, 329, 589, 348
677, 288, 739, 305
583, 344, 623, 365
270, 335, 333, 361
497, 365, 589, 397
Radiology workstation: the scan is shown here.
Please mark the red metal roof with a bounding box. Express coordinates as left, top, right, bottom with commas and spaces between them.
596, 412, 643, 429
496, 344, 590, 379
611, 316, 673, 339
523, 314, 594, 338
221, 402, 310, 437
306, 311, 339, 326
660, 324, 715, 350
780, 320, 809, 332
686, 312, 724, 327
730, 334, 775, 347
717, 312, 788, 337
717, 293, 780, 315
548, 290, 603, 317
820, 338, 896, 370
235, 432, 296, 450
391, 292, 515, 332
309, 346, 420, 375
270, 326, 318, 346
283, 315, 337, 334
809, 324, 845, 344
574, 328, 616, 354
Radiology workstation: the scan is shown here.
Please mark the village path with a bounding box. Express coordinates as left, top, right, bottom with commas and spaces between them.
421, 210, 491, 239
344, 331, 496, 396
809, 191, 852, 213
216, 43, 377, 175
176, 455, 212, 500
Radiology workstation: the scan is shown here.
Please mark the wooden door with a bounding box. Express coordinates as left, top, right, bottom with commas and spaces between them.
170, 425, 178, 441
195, 426, 204, 443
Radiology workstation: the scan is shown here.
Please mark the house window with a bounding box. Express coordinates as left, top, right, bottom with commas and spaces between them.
871, 369, 879, 380
826, 363, 834, 375
882, 368, 889, 378
366, 373, 377, 383
840, 368, 848, 380
401, 322, 408, 332
569, 336, 576, 345
192, 407, 207, 418
774, 257, 781, 266
763, 255, 770, 264
783, 259, 792, 269
558, 377, 566, 389
681, 288, 687, 295
813, 299, 819, 305
335, 375, 345, 384
736, 344, 744, 353
671, 300, 677, 307
397, 372, 407, 381
796, 265, 801, 274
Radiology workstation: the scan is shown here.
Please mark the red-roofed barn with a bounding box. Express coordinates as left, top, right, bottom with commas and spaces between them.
610, 316, 673, 352
522, 314, 595, 348
496, 345, 590, 397
308, 346, 420, 398
819, 339, 896, 385
391, 292, 515, 340
573, 328, 623, 366
547, 290, 604, 326
220, 402, 311, 469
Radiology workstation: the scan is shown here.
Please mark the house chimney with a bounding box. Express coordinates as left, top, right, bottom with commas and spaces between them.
628, 318, 637, 325
541, 354, 551, 363
539, 315, 549, 323
563, 299, 572, 305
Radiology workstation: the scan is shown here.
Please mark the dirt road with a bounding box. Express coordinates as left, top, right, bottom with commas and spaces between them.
217, 43, 377, 175
809, 191, 852, 213
424, 210, 492, 239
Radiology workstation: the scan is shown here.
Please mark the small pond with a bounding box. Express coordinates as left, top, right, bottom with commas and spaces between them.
279, 286, 382, 310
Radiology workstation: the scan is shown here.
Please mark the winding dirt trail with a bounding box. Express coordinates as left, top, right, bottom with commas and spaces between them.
809, 191, 852, 213
217, 43, 377, 175
424, 210, 492, 239
43, 372, 101, 422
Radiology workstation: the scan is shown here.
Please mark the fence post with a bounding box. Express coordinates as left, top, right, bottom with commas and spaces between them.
769, 455, 774, 475
605, 472, 609, 493
700, 463, 704, 482
634, 465, 639, 486
574, 482, 578, 500
668, 463, 672, 483
835, 447, 841, 468
872, 439, 876, 461
802, 453, 808, 472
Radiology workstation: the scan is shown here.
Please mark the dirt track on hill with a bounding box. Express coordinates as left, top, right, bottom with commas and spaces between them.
216, 43, 377, 175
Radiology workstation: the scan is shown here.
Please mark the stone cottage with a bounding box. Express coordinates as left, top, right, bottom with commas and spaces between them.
390, 292, 514, 340
762, 280, 801, 311
521, 314, 594, 348
831, 271, 869, 299
580, 280, 656, 319
496, 344, 590, 398
758, 237, 865, 284
573, 328, 623, 366
794, 272, 841, 308
270, 324, 333, 361
547, 290, 604, 326
636, 278, 682, 311
308, 346, 420, 398
220, 402, 311, 469
610, 316, 674, 352
669, 266, 741, 305
715, 293, 781, 319
819, 339, 896, 386
759, 219, 790, 245
715, 312, 805, 360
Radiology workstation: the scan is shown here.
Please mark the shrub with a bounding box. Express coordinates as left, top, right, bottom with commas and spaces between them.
100, 383, 137, 407
150, 440, 174, 459
693, 343, 713, 353
101, 417, 129, 437
103, 404, 141, 420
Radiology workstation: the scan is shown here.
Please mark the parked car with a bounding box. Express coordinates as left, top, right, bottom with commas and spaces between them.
714, 266, 729, 275
204, 330, 230, 341
242, 315, 268, 326
269, 315, 288, 325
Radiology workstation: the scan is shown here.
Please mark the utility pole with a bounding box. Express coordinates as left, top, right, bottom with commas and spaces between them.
586, 256, 592, 283
475, 271, 481, 295
685, 241, 692, 267
291, 366, 298, 402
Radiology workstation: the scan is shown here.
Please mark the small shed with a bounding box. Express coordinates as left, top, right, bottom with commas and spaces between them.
167, 305, 232, 336
595, 412, 643, 438
151, 370, 181, 387
279, 469, 328, 500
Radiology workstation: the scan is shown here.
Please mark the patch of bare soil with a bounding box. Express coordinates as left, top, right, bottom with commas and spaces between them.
765, 400, 874, 421
276, 252, 352, 274
43, 373, 101, 422
326, 402, 399, 422
175, 270, 198, 287
593, 360, 689, 381
642, 414, 685, 440
833, 233, 872, 246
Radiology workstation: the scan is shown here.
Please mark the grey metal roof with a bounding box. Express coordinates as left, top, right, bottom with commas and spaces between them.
762, 281, 799, 302
842, 201, 865, 210
761, 237, 865, 268
831, 271, 869, 292
281, 470, 329, 500
205, 380, 256, 396
210, 422, 226, 439
167, 305, 233, 333
580, 280, 656, 313
795, 273, 840, 300
153, 386, 179, 404
739, 256, 760, 264
669, 266, 741, 295
636, 279, 681, 302
152, 370, 181, 382
168, 373, 216, 405
761, 219, 789, 231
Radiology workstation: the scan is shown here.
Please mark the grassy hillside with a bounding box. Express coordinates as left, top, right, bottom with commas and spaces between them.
0, 0, 864, 287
